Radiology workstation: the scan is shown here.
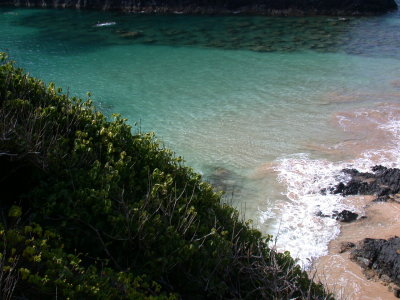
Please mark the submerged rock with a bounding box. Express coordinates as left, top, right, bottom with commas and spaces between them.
206, 166, 243, 196
350, 237, 400, 287
119, 31, 144, 39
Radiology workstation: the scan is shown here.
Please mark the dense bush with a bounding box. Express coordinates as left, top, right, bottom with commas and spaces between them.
0, 53, 329, 299
0, 0, 398, 13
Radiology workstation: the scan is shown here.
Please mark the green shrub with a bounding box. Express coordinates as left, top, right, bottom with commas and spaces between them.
0, 210, 176, 299
0, 53, 329, 299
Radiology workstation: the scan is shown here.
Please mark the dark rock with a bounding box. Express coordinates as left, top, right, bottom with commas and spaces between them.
339, 241, 356, 253
343, 168, 361, 177
333, 210, 358, 222
394, 286, 400, 298
377, 187, 391, 197
381, 274, 392, 283
333, 182, 345, 194
333, 166, 400, 201
315, 210, 330, 218
374, 196, 390, 202
316, 209, 361, 222
372, 165, 387, 173
350, 237, 400, 286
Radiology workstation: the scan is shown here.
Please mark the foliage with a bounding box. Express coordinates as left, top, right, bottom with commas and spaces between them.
0, 213, 174, 300
0, 53, 330, 299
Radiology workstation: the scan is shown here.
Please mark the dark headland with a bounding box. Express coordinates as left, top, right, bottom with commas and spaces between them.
0, 0, 398, 15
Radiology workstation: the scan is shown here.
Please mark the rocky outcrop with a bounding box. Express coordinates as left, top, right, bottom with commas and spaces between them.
350, 237, 400, 297
333, 209, 359, 222
316, 209, 360, 222
334, 166, 400, 201
328, 166, 400, 296
0, 0, 397, 15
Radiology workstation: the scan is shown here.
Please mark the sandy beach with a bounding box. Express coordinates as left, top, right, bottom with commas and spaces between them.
311, 196, 400, 299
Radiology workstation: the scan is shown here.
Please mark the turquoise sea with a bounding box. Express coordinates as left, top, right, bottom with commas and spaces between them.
1, 6, 400, 266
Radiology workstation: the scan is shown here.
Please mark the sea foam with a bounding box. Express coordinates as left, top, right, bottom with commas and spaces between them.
259, 103, 400, 268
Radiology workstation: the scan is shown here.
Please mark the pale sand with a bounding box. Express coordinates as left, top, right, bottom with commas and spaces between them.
311, 198, 400, 300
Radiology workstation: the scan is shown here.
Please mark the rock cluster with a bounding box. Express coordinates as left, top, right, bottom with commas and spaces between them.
334, 166, 400, 201
328, 166, 400, 297
316, 209, 359, 222
350, 237, 400, 297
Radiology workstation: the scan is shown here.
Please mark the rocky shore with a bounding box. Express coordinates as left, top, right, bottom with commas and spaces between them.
350, 237, 400, 297
313, 166, 400, 299
334, 166, 400, 201
0, 0, 398, 15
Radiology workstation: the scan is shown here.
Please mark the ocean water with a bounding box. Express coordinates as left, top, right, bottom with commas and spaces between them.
1, 6, 400, 267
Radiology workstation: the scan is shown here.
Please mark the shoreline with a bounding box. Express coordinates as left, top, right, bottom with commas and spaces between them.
1, 7, 398, 298
274, 101, 400, 298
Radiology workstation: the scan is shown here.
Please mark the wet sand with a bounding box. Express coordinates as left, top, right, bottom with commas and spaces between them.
311, 198, 400, 300
329, 103, 400, 160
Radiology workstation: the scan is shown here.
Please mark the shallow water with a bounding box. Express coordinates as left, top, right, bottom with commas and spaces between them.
1, 6, 400, 267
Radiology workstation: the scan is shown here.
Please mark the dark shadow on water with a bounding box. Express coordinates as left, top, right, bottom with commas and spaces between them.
204, 165, 250, 210
206, 165, 244, 196
4, 7, 399, 58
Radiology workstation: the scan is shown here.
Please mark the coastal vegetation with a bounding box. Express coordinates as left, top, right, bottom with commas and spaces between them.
0, 54, 329, 299
0, 0, 397, 14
